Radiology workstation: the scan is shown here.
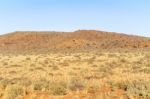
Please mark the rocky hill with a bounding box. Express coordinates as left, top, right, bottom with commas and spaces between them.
0, 30, 150, 51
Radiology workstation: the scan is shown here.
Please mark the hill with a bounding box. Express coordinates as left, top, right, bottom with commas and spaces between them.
0, 30, 150, 51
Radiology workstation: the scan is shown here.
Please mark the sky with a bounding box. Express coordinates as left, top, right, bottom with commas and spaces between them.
0, 0, 150, 37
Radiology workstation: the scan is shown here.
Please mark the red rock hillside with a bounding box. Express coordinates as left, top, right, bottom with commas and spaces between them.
0, 30, 150, 50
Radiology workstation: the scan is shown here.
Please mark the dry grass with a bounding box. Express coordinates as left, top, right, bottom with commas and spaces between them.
4, 85, 24, 99
0, 50, 150, 99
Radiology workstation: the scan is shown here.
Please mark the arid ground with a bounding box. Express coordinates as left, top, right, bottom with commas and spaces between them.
0, 31, 150, 99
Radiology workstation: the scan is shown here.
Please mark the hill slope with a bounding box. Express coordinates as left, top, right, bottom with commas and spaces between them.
0, 30, 150, 51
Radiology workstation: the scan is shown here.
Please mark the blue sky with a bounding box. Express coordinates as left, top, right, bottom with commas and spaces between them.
0, 0, 150, 37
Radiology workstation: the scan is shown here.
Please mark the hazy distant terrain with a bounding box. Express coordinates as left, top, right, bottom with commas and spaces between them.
0, 30, 150, 99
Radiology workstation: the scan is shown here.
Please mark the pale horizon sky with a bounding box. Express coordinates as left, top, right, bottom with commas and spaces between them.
0, 0, 150, 37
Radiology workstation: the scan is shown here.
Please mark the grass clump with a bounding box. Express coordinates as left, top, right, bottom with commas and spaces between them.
50, 81, 67, 95
3, 62, 8, 66
108, 81, 128, 91
98, 65, 112, 76
32, 79, 50, 91
35, 67, 45, 71
108, 81, 150, 99
59, 62, 69, 67
68, 78, 86, 91
52, 66, 59, 71
4, 85, 24, 99
139, 68, 150, 74
119, 58, 127, 63
11, 78, 31, 87
0, 79, 10, 89
26, 57, 31, 60
126, 81, 150, 99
